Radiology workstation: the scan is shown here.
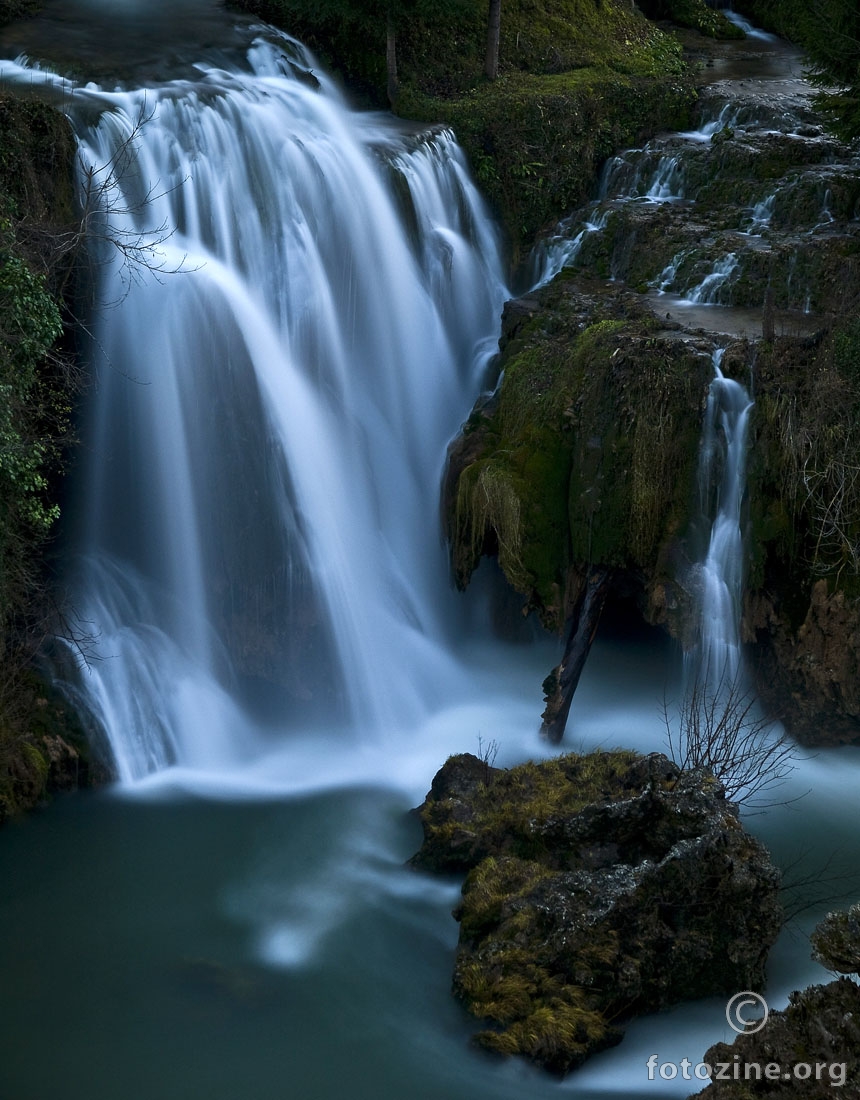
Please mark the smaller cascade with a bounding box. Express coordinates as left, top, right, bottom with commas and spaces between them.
746, 193, 775, 233
645, 154, 684, 202
689, 349, 754, 687
680, 102, 740, 143
687, 253, 739, 304
528, 210, 608, 290
722, 8, 779, 42
654, 249, 688, 293
597, 151, 642, 200
811, 187, 836, 231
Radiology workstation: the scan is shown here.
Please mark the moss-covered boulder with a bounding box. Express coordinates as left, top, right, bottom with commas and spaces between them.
445, 275, 714, 632
411, 751, 782, 1076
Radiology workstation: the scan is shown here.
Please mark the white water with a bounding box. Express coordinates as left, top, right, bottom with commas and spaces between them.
2, 15, 860, 1100
4, 37, 513, 782
686, 252, 740, 304
689, 349, 753, 685
722, 8, 779, 43
644, 154, 684, 201
747, 192, 775, 232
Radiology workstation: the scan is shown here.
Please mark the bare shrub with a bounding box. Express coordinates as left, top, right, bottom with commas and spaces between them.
664, 672, 798, 810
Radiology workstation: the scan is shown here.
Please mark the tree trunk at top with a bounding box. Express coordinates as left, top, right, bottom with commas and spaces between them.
484, 0, 501, 80
386, 14, 399, 106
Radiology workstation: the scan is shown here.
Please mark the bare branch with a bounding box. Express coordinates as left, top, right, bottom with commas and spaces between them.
663, 670, 800, 810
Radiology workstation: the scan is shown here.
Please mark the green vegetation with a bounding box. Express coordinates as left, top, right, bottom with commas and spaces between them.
0, 95, 90, 821
637, 0, 744, 40
450, 284, 709, 628
0, 0, 41, 27
734, 0, 860, 138
232, 0, 697, 249
400, 66, 693, 250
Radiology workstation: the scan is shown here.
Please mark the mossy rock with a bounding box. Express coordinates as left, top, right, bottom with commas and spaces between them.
638, 0, 745, 40
446, 275, 711, 629
398, 68, 694, 253
412, 750, 782, 1076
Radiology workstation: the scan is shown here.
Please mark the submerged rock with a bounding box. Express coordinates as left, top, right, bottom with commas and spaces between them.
411, 751, 782, 1076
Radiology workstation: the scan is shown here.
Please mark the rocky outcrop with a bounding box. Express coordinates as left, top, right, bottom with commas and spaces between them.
411, 751, 782, 1076
749, 583, 860, 746
0, 93, 95, 821
694, 979, 859, 1097
693, 903, 860, 1098
444, 23, 860, 745
445, 276, 716, 635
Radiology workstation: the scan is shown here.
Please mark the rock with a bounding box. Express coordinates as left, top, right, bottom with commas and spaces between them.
692, 901, 860, 1097
411, 751, 782, 1076
750, 581, 860, 746
693, 979, 860, 1097
811, 902, 860, 975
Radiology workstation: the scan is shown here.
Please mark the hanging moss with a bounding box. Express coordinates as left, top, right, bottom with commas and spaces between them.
448, 281, 710, 629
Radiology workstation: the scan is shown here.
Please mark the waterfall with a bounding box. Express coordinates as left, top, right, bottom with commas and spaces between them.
689, 349, 753, 686
12, 35, 508, 781
686, 252, 739, 304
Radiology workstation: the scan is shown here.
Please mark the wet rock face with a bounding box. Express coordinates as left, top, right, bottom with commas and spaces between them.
411, 751, 782, 1076
445, 24, 860, 746
749, 582, 860, 746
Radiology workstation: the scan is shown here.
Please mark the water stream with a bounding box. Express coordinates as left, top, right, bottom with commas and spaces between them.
0, 8, 858, 1100
688, 349, 753, 687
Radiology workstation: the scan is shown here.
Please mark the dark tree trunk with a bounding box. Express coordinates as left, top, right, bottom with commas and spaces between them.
484, 0, 501, 80
386, 14, 399, 106
540, 567, 612, 743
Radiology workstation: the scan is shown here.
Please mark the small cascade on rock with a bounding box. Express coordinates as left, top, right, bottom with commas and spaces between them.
528, 210, 608, 290
644, 154, 684, 201
686, 253, 740, 304
680, 101, 740, 142
747, 193, 775, 233
688, 348, 754, 687
721, 8, 779, 42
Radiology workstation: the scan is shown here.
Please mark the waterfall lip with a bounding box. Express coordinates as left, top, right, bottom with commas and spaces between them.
0, 0, 271, 82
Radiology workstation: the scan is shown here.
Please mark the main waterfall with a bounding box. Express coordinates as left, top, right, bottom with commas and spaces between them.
43, 35, 508, 780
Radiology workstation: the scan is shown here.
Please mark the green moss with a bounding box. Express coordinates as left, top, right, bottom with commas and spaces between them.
450, 286, 709, 627
417, 749, 643, 870
0, 0, 40, 27
399, 67, 694, 251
